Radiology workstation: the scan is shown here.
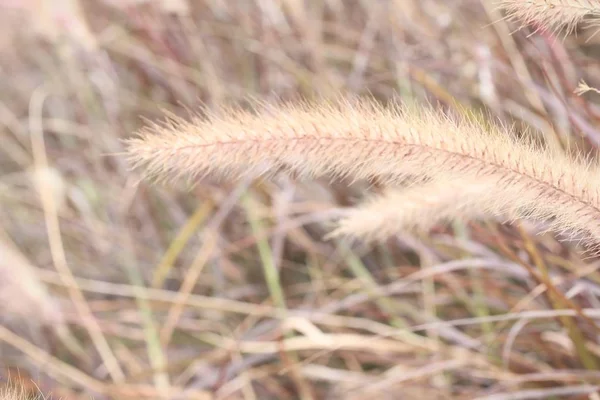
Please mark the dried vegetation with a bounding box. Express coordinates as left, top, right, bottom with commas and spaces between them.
4, 0, 600, 399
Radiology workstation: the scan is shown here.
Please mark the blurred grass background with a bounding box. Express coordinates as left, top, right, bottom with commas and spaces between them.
3, 0, 600, 399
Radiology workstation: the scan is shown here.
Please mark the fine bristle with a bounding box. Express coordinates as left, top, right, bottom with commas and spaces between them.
0, 385, 41, 400
499, 0, 600, 34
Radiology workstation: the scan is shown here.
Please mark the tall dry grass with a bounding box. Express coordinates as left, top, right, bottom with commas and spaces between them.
4, 0, 600, 399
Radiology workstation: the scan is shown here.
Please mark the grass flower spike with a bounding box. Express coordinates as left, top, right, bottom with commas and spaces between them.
331, 174, 600, 244
331, 179, 507, 241
499, 0, 600, 33
127, 98, 600, 245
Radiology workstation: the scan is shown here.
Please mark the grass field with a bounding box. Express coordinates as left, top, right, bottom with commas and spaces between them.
3, 0, 600, 399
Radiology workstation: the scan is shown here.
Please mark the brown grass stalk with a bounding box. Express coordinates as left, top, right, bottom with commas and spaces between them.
126, 98, 600, 245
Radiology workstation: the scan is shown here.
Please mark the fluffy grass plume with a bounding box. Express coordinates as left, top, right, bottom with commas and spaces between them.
331, 175, 600, 243
0, 384, 42, 400
0, 388, 26, 400
127, 98, 600, 244
331, 179, 505, 241
499, 0, 600, 33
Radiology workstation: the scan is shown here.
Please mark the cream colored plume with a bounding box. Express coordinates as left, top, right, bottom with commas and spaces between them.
127, 98, 600, 245
499, 0, 600, 33
331, 175, 600, 243
331, 179, 508, 241
0, 382, 42, 400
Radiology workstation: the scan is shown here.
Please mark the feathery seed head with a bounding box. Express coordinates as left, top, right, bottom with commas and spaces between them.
499, 0, 600, 34
127, 97, 600, 246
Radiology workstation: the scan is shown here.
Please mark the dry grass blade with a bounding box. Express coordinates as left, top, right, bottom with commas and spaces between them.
499, 0, 600, 33
29, 87, 124, 383
127, 98, 600, 245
